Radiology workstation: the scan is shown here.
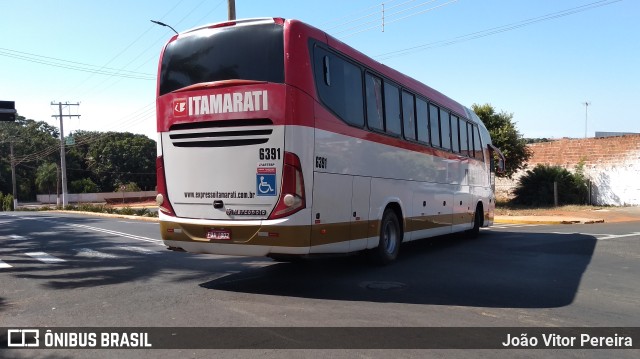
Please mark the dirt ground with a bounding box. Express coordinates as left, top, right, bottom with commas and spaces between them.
495, 205, 640, 223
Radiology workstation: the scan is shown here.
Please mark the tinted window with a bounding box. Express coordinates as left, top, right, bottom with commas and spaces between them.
314, 47, 364, 127
451, 115, 459, 153
160, 24, 284, 95
416, 98, 429, 143
429, 104, 440, 147
365, 73, 383, 131
402, 91, 416, 140
440, 108, 451, 150
384, 82, 401, 135
468, 122, 475, 158
473, 125, 484, 161
459, 119, 469, 157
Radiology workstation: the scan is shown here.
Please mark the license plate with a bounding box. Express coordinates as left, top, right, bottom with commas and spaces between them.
206, 229, 231, 240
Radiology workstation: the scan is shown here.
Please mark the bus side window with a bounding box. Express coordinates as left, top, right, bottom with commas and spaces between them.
440, 108, 451, 151
314, 47, 364, 127
459, 118, 469, 157
416, 98, 429, 144
467, 122, 475, 159
383, 81, 401, 136
473, 125, 484, 161
429, 103, 441, 148
451, 115, 459, 153
365, 73, 384, 132
402, 90, 416, 140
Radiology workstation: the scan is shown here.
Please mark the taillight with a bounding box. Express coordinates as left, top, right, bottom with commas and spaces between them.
209, 21, 236, 29
156, 156, 176, 216
269, 152, 305, 219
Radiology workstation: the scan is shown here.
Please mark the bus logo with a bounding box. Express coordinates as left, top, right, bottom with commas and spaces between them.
173, 99, 187, 116
256, 168, 276, 196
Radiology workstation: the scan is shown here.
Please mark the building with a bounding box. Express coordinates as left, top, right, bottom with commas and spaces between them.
496, 134, 640, 206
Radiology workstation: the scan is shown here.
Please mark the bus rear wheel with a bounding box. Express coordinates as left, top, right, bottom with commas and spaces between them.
466, 204, 483, 238
369, 209, 402, 265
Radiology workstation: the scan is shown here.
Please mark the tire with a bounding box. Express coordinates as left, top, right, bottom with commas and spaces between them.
369, 209, 402, 265
466, 204, 482, 238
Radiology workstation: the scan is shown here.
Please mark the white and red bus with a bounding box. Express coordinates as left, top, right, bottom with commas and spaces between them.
155, 17, 505, 264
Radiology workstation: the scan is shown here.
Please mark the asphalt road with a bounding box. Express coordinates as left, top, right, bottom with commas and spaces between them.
1, 211, 638, 358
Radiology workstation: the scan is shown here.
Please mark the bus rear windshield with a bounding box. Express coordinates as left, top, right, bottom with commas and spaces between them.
159, 23, 284, 95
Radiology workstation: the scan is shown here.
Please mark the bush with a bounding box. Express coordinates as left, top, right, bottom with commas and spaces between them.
3, 193, 14, 211
511, 164, 588, 206
70, 178, 99, 193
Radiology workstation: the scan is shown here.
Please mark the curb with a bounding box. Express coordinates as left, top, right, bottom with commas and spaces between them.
48, 210, 160, 223
494, 217, 605, 225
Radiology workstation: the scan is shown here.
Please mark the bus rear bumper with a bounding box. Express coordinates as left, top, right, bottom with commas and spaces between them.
159, 214, 311, 256
162, 239, 309, 256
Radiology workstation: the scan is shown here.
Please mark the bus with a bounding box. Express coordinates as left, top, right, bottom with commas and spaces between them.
155, 17, 505, 264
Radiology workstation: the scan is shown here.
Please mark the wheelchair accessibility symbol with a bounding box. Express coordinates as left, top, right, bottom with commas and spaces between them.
256, 168, 277, 196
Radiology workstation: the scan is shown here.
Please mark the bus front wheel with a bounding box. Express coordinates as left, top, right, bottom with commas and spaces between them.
466, 203, 483, 238
369, 209, 402, 265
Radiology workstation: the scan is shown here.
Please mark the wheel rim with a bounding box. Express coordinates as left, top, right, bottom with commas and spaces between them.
382, 219, 397, 254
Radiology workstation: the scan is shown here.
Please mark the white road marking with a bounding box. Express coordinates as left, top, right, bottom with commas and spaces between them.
122, 246, 158, 254
488, 224, 542, 229
25, 252, 66, 263
65, 223, 163, 246
0, 259, 12, 268
76, 248, 118, 258
597, 232, 640, 240
548, 231, 640, 240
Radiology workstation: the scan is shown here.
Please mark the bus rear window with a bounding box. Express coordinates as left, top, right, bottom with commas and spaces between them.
159, 23, 284, 95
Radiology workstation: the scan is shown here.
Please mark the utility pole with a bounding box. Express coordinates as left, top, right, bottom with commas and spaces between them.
582, 101, 591, 138
228, 0, 236, 20
51, 102, 80, 207
9, 142, 17, 210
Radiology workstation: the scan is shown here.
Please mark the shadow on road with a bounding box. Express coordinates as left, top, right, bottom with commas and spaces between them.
200, 230, 597, 308
0, 213, 598, 310
0, 213, 270, 311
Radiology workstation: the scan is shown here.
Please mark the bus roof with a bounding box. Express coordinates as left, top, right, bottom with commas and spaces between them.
169, 17, 470, 120
306, 20, 469, 119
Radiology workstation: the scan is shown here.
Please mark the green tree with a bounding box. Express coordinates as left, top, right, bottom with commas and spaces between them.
0, 116, 59, 200
84, 132, 156, 191
472, 104, 531, 178
35, 162, 58, 195
70, 178, 98, 193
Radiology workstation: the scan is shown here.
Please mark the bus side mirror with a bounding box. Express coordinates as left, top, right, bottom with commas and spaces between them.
497, 157, 505, 174
0, 101, 16, 122
488, 144, 505, 175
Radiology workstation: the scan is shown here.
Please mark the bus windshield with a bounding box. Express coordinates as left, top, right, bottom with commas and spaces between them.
159, 23, 284, 95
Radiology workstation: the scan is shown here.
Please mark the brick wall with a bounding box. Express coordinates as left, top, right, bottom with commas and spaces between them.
496, 135, 640, 206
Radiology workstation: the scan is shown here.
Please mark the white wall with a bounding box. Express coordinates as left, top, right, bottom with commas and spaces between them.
37, 191, 156, 204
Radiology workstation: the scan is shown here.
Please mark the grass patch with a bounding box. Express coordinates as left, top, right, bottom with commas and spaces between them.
23, 203, 158, 218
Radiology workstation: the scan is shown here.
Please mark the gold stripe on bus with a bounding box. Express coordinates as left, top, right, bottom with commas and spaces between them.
160, 211, 482, 248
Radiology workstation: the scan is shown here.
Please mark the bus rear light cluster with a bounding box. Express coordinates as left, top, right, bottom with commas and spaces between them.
269, 152, 305, 219
156, 156, 176, 216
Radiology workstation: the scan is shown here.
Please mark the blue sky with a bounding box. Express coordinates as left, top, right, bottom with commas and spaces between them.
1, 0, 637, 140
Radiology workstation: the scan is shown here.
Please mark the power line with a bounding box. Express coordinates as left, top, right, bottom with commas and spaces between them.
339, 0, 458, 38
325, 0, 414, 31
0, 48, 154, 80
376, 0, 622, 60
